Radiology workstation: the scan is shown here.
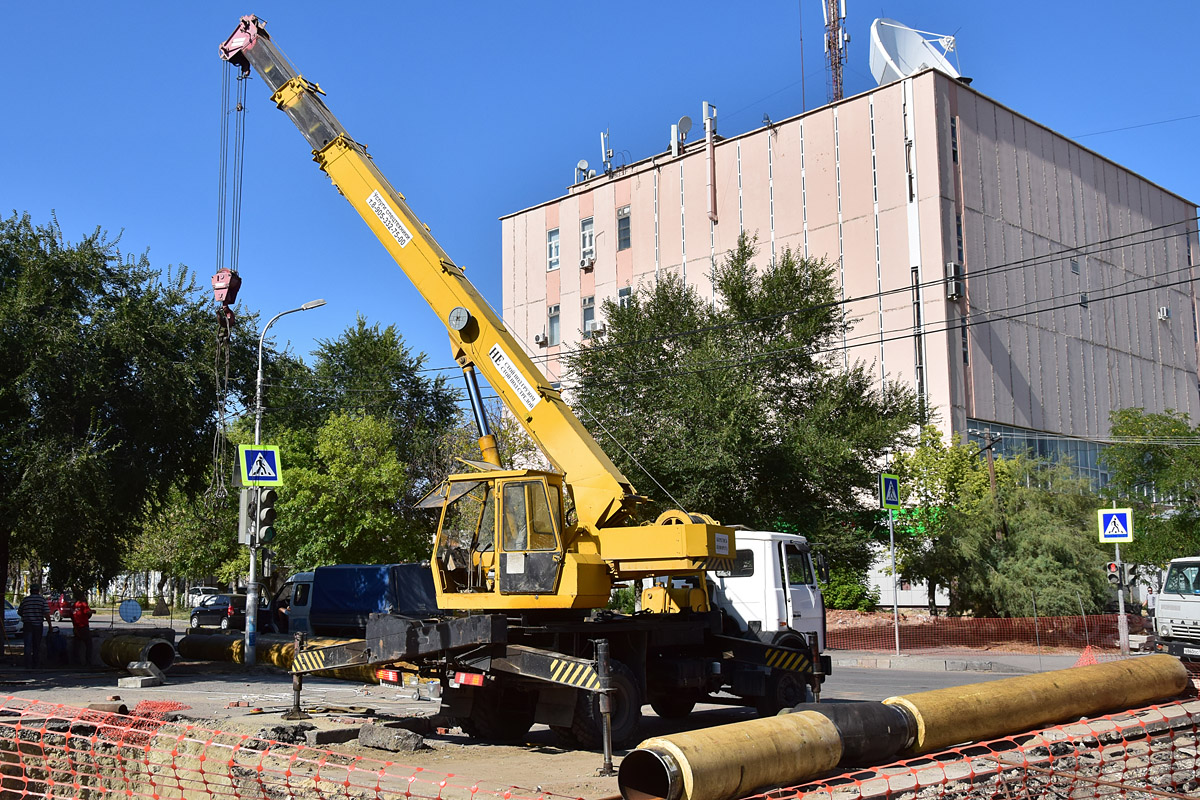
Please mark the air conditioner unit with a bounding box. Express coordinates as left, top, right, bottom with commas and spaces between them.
1158, 306, 1171, 321
945, 261, 964, 300
585, 320, 606, 335
534, 332, 548, 347
580, 256, 595, 272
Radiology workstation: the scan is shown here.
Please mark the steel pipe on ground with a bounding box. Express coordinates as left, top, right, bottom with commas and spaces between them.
99, 636, 175, 672
177, 634, 379, 683
618, 654, 1189, 800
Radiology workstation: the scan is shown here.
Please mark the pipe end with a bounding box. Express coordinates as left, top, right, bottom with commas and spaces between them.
618, 748, 681, 800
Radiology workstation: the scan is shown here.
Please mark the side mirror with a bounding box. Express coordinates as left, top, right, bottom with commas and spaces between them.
815, 553, 830, 583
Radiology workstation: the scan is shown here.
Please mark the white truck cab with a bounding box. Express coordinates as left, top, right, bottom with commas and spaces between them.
710, 530, 827, 651
1156, 557, 1200, 656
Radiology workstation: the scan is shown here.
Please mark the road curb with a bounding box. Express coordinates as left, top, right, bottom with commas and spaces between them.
831, 655, 1035, 673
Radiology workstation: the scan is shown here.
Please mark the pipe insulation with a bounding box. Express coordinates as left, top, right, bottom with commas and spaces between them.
177, 634, 379, 683
618, 654, 1189, 800
99, 635, 175, 672
883, 652, 1189, 754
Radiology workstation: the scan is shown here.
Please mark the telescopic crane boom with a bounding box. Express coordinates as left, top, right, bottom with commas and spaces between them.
220, 16, 733, 612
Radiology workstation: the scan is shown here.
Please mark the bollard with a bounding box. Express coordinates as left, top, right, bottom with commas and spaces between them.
596, 638, 615, 776
282, 632, 311, 721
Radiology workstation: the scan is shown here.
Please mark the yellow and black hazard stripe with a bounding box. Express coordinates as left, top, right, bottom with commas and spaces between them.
549, 658, 601, 690
293, 648, 328, 674
696, 556, 735, 571
764, 648, 812, 673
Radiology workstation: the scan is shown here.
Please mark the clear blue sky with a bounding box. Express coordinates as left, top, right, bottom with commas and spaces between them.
4, 2, 1197, 389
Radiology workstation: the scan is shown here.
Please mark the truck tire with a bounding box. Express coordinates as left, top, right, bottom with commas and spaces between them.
649, 695, 696, 719
562, 660, 642, 750
756, 670, 813, 716
458, 684, 536, 744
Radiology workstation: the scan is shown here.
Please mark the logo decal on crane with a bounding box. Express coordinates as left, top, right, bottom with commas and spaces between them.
366, 190, 414, 248
488, 344, 540, 411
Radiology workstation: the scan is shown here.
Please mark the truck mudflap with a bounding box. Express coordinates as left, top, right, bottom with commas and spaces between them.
291, 613, 508, 675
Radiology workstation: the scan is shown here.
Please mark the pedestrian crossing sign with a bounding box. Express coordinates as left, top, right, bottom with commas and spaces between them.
238, 445, 283, 486
880, 473, 901, 511
1097, 508, 1132, 543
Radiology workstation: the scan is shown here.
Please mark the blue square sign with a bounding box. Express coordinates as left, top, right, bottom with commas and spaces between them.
880, 473, 901, 511
1097, 508, 1132, 543
239, 444, 283, 486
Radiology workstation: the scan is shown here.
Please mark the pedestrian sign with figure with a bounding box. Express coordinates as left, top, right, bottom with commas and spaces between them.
1097, 508, 1133, 543
239, 445, 283, 486
880, 473, 901, 511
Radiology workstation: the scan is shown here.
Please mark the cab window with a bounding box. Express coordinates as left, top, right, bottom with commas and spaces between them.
1164, 564, 1200, 595
292, 583, 311, 607
502, 481, 558, 552
714, 549, 755, 578
784, 543, 814, 586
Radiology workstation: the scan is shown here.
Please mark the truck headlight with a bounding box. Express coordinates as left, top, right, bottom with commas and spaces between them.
1159, 624, 1171, 637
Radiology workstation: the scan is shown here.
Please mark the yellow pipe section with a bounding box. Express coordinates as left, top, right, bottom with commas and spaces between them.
622, 711, 842, 800
884, 652, 1188, 754
99, 635, 175, 671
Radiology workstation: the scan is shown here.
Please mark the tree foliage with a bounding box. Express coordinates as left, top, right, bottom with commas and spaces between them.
0, 213, 255, 592
1103, 408, 1200, 567
565, 233, 920, 542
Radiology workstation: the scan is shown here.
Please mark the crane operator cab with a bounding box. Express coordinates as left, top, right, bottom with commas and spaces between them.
423, 469, 592, 607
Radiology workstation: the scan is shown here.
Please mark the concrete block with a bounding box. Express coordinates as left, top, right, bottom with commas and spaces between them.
117, 675, 163, 688
305, 727, 360, 746
127, 661, 166, 681
358, 722, 429, 753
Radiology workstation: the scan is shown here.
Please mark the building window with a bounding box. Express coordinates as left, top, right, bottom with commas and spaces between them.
547, 304, 560, 346
581, 296, 595, 338
961, 315, 969, 364
547, 228, 560, 271
617, 206, 631, 251
956, 213, 965, 263
950, 117, 958, 164
580, 217, 595, 261
618, 286, 631, 309
1070, 257, 1080, 275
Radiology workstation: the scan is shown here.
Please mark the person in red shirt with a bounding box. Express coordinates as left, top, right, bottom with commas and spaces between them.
71, 591, 94, 666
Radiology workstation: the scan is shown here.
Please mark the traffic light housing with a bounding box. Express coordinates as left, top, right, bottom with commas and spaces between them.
1106, 562, 1121, 586
256, 487, 278, 544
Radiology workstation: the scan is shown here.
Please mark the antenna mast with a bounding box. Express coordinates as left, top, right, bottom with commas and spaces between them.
822, 0, 849, 101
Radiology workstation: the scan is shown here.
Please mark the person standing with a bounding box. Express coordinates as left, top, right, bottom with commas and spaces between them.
1146, 586, 1157, 620
18, 585, 51, 670
70, 591, 94, 666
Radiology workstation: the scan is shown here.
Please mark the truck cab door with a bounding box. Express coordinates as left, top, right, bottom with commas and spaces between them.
783, 542, 825, 651
497, 479, 562, 594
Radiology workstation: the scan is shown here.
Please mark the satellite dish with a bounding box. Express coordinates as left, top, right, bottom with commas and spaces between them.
118, 599, 142, 624
869, 18, 961, 86
677, 115, 693, 138
576, 159, 589, 172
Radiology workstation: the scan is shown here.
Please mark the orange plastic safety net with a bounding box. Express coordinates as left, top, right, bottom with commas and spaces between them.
828, 614, 1148, 652
0, 696, 584, 800
745, 699, 1200, 800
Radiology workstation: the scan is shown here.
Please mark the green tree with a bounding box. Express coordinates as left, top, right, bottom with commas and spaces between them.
892, 426, 989, 614
953, 456, 1106, 617
0, 213, 255, 595
273, 412, 422, 567
565, 233, 919, 545
1104, 408, 1200, 567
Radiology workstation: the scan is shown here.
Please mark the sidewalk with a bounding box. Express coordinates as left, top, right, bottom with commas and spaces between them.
830, 649, 1116, 674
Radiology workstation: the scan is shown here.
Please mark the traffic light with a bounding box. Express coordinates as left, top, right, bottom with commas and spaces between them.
256, 487, 278, 544
1106, 562, 1121, 586
238, 488, 257, 545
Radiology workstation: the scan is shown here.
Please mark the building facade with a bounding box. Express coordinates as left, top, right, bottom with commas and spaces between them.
501, 69, 1200, 482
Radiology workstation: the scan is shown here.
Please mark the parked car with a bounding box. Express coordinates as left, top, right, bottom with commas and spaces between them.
184, 586, 221, 607
4, 600, 23, 637
46, 591, 71, 621
188, 594, 272, 632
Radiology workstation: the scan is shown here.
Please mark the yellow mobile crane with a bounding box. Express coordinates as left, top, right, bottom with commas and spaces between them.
221, 16, 828, 748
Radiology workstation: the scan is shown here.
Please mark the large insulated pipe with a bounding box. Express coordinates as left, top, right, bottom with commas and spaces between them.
884, 652, 1189, 754
99, 635, 175, 672
618, 654, 1189, 800
178, 634, 379, 683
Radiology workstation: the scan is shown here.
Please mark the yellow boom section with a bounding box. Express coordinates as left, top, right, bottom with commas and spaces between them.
221, 17, 639, 530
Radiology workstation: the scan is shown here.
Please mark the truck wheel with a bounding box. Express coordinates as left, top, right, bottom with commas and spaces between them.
458, 684, 536, 744
756, 670, 813, 716
650, 695, 696, 719
568, 660, 642, 749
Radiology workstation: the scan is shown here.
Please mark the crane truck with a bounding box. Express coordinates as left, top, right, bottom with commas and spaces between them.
219, 15, 830, 747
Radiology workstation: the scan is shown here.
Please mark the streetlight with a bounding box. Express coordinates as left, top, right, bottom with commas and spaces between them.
246, 298, 326, 666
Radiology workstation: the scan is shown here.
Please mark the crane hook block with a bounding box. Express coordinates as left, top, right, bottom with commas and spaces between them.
211, 268, 243, 305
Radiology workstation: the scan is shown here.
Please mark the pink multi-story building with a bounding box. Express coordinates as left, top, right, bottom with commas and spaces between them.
501, 69, 1199, 483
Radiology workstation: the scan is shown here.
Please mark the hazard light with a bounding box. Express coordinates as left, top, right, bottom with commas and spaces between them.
376, 669, 403, 684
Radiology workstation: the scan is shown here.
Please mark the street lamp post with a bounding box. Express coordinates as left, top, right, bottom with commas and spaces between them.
246, 298, 326, 666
